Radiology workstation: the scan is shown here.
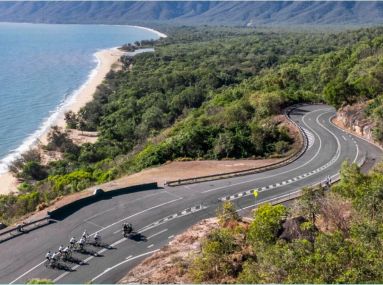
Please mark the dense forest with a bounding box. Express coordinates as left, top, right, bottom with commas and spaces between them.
186, 161, 383, 283
1, 26, 383, 224
2, 1, 383, 26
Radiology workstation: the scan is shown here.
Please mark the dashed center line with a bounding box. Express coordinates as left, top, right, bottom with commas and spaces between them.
147, 229, 168, 240
219, 133, 341, 202
138, 204, 207, 232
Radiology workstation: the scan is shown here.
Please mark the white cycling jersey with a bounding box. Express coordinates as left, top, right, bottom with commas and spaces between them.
51, 253, 60, 260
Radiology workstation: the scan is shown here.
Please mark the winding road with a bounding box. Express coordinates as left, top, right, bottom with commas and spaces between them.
0, 104, 381, 284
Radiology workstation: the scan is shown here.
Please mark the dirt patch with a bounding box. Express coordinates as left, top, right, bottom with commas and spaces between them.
101, 158, 284, 190
11, 113, 303, 224
67, 129, 98, 145
119, 218, 220, 284
0, 172, 18, 195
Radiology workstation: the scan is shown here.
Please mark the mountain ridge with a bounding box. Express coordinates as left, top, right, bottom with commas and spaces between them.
0, 1, 383, 26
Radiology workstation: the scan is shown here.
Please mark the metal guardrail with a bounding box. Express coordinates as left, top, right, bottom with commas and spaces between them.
166, 105, 309, 186
0, 216, 52, 243
263, 152, 367, 207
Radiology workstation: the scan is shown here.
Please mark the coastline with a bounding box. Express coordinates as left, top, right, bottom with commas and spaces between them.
40, 47, 126, 144
130, 25, 167, 38
0, 24, 167, 195
0, 47, 126, 194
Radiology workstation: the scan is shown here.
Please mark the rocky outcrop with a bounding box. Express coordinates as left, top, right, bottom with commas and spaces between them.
119, 218, 220, 284
336, 103, 373, 140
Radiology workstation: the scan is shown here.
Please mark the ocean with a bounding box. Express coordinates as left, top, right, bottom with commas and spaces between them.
0, 23, 160, 173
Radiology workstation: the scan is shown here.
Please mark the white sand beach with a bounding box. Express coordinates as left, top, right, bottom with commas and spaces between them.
0, 47, 126, 194
0, 26, 167, 195
40, 48, 126, 144
131, 25, 168, 38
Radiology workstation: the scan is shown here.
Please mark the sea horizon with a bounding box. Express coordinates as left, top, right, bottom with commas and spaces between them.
0, 22, 162, 174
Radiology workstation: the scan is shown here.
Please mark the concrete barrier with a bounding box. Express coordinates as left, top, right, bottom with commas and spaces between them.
0, 182, 158, 243
0, 216, 52, 243
48, 182, 158, 220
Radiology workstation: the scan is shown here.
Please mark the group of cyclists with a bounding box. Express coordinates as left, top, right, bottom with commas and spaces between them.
45, 223, 133, 268
45, 230, 100, 267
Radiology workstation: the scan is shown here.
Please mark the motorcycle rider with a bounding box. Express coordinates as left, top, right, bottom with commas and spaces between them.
123, 223, 132, 234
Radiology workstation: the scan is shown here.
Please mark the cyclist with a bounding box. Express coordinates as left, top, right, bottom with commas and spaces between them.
94, 232, 101, 246
69, 237, 77, 248
45, 251, 52, 261
62, 246, 71, 260
16, 224, 23, 233
51, 252, 60, 266
78, 237, 86, 250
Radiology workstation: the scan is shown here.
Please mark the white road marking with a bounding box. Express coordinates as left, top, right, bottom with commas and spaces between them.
147, 244, 154, 248
90, 250, 159, 283
168, 235, 174, 239
202, 108, 330, 194
83, 256, 93, 263
147, 229, 168, 240
89, 197, 183, 236
86, 220, 104, 229
54, 236, 130, 282
14, 197, 182, 284
14, 107, 362, 285
9, 261, 46, 284
126, 255, 133, 260
219, 110, 343, 203
138, 204, 207, 233
84, 191, 164, 222
301, 127, 315, 149
112, 238, 126, 247
342, 135, 347, 141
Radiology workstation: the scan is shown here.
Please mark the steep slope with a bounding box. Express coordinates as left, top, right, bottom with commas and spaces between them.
1, 1, 383, 26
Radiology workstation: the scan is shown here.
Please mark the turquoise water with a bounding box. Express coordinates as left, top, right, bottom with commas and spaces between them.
0, 23, 159, 173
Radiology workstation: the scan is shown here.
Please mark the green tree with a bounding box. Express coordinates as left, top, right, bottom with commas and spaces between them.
248, 203, 287, 245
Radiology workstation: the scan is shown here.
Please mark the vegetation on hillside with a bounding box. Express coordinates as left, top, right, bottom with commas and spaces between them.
1, 26, 383, 224
187, 162, 383, 283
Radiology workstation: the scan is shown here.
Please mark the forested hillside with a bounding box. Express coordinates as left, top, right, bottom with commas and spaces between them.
182, 161, 383, 283
1, 26, 383, 224
2, 1, 383, 26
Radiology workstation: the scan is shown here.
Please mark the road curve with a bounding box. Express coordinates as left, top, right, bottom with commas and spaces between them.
0, 104, 381, 284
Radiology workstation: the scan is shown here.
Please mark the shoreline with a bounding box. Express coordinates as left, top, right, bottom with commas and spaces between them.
0, 47, 126, 194
0, 21, 168, 39
129, 25, 167, 38
0, 24, 167, 195
40, 47, 126, 144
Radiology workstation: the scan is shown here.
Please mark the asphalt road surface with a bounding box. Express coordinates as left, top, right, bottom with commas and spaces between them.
1, 104, 381, 284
